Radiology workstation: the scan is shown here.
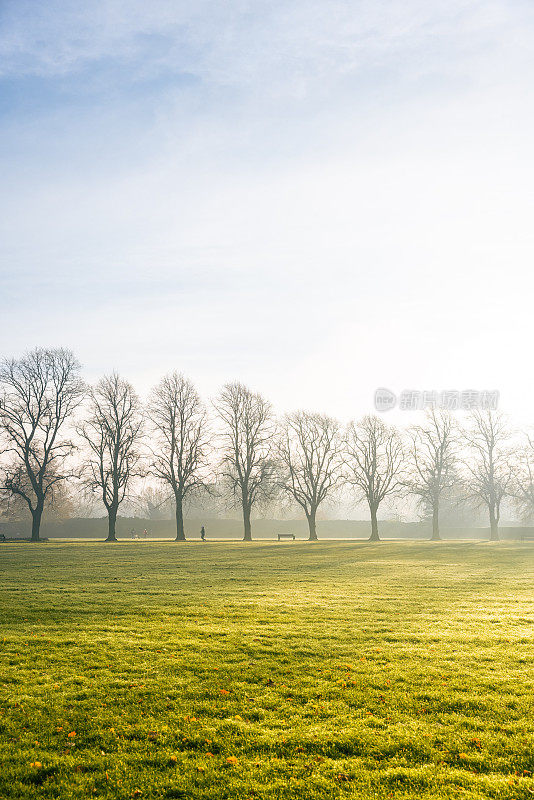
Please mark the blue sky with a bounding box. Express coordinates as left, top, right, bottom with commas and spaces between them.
1, 0, 534, 420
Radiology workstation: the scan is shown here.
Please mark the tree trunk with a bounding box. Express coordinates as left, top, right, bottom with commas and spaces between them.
369, 506, 380, 542
106, 505, 118, 542
431, 504, 441, 541
31, 504, 43, 542
307, 510, 318, 541
489, 505, 499, 541
243, 503, 252, 541
175, 496, 186, 541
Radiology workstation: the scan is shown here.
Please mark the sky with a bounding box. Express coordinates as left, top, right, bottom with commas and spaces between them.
1, 0, 534, 423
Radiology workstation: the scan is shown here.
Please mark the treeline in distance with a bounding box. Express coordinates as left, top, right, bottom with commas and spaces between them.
1, 348, 532, 543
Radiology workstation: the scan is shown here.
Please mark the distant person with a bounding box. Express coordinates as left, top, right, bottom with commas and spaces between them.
143, 529, 148, 539
200, 526, 206, 542
131, 528, 136, 540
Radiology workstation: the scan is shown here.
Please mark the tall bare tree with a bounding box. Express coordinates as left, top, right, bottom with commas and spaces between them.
277, 411, 342, 541
148, 372, 210, 541
510, 432, 534, 523
214, 382, 274, 541
78, 373, 143, 542
463, 409, 512, 541
345, 415, 403, 542
0, 348, 84, 541
405, 408, 457, 541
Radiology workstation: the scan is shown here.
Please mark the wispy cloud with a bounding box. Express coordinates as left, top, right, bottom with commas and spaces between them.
1, 1, 534, 420
1, 1, 526, 88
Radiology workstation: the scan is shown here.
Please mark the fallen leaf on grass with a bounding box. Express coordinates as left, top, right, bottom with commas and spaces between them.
30, 762, 42, 768
226, 756, 238, 765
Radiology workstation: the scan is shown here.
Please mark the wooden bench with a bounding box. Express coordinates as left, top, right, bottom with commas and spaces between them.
277, 533, 295, 541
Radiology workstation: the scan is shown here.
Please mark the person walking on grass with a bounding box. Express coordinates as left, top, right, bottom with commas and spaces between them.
200, 525, 206, 542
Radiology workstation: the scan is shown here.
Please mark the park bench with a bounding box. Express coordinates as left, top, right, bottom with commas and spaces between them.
277, 533, 295, 541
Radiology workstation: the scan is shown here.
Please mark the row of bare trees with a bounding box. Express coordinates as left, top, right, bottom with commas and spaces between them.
1, 348, 531, 543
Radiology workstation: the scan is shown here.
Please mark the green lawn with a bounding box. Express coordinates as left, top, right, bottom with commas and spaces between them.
0, 540, 533, 799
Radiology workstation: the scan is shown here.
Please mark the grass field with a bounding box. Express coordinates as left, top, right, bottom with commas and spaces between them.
0, 541, 533, 799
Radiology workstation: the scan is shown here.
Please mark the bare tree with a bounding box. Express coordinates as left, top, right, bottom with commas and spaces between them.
510, 432, 534, 523
131, 485, 174, 521
405, 408, 457, 541
277, 411, 342, 541
0, 348, 84, 541
214, 382, 274, 541
148, 372, 210, 541
345, 414, 404, 542
463, 409, 512, 541
78, 373, 143, 542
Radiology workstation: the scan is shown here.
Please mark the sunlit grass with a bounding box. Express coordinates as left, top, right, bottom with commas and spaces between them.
0, 540, 533, 799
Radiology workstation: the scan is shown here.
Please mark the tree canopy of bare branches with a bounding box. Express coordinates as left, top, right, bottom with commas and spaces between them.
214, 382, 274, 541
510, 432, 534, 524
148, 372, 210, 541
345, 414, 403, 541
405, 408, 457, 541
131, 485, 174, 521
277, 411, 342, 541
0, 347, 84, 541
0, 466, 75, 523
463, 410, 512, 541
78, 373, 143, 542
